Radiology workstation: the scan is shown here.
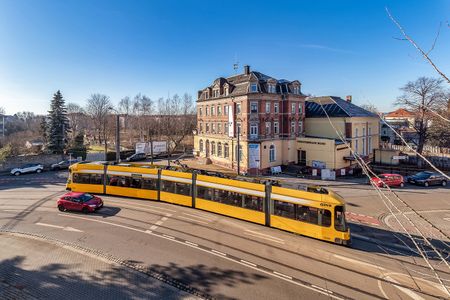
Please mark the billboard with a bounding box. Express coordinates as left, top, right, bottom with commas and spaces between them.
135, 141, 167, 155
248, 143, 260, 169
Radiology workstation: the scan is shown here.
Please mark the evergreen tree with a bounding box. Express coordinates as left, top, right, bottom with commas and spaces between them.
40, 117, 48, 144
47, 90, 70, 153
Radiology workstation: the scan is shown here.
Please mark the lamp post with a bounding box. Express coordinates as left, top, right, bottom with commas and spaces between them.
108, 107, 121, 163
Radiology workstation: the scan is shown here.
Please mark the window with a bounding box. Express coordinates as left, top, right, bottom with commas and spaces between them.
335, 206, 347, 232
265, 102, 271, 113
291, 103, 296, 114
236, 122, 242, 135
250, 123, 258, 137
273, 201, 331, 227
211, 142, 216, 155
217, 142, 222, 156
211, 106, 215, 116
205, 91, 209, 99
293, 86, 300, 94
196, 186, 263, 212
368, 128, 372, 152
199, 107, 202, 116
298, 104, 303, 114
298, 121, 303, 134
73, 173, 104, 185
217, 105, 222, 115
265, 122, 271, 135
108, 176, 131, 187
224, 143, 229, 158
268, 84, 276, 93
212, 123, 216, 133
199, 140, 203, 152
250, 83, 258, 92
274, 103, 279, 113
205, 106, 209, 116
217, 123, 222, 133
269, 145, 276, 162
235, 145, 243, 162
224, 122, 229, 134
224, 87, 229, 96
274, 121, 279, 134
224, 105, 228, 115
206, 123, 210, 133
161, 180, 191, 196
236, 103, 241, 114
355, 139, 359, 153
199, 123, 203, 133
291, 121, 295, 134
213, 89, 219, 98
250, 102, 258, 113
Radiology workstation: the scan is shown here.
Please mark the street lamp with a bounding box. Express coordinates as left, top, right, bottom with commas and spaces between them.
108, 107, 121, 163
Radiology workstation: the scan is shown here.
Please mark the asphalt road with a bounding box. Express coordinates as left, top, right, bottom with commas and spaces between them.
0, 171, 449, 299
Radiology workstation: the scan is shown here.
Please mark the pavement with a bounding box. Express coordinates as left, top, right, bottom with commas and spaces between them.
0, 171, 450, 299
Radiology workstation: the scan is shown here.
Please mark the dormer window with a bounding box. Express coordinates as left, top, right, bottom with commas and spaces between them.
268, 84, 276, 93
213, 89, 219, 98
205, 91, 209, 99
293, 86, 300, 94
224, 86, 229, 96
250, 83, 258, 93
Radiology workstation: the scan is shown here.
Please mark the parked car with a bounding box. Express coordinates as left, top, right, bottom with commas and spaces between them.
370, 173, 404, 188
407, 171, 447, 187
51, 159, 79, 171
57, 192, 103, 213
10, 163, 44, 176
125, 153, 147, 162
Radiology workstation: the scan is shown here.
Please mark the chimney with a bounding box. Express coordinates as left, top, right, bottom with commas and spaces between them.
346, 95, 352, 103
244, 65, 250, 75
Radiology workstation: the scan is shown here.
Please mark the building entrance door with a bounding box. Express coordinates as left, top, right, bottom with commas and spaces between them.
298, 150, 306, 166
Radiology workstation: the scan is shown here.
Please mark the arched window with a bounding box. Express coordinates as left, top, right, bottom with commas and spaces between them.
206, 140, 210, 156
199, 140, 203, 152
269, 145, 276, 162
217, 142, 222, 157
211, 142, 216, 155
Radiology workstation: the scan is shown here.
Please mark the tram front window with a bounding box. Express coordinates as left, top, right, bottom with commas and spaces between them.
334, 206, 347, 232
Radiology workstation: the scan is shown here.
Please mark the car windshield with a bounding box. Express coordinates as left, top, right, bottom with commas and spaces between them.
414, 172, 431, 179
77, 193, 94, 202
59, 161, 67, 165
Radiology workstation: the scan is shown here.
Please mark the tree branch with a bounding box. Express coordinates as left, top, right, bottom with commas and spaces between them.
386, 7, 450, 84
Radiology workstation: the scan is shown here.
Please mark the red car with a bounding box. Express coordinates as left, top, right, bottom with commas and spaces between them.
370, 173, 404, 188
57, 192, 103, 213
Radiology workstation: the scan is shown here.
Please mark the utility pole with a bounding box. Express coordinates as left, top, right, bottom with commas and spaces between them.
115, 114, 120, 163
237, 123, 240, 176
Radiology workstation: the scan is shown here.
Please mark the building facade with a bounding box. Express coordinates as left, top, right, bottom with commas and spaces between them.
194, 65, 306, 175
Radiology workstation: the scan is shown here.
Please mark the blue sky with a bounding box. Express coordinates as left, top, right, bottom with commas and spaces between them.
0, 0, 449, 115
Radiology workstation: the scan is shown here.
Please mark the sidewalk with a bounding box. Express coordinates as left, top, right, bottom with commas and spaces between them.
0, 233, 199, 300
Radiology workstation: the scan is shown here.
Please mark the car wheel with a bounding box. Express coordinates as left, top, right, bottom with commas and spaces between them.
424, 182, 429, 187
58, 205, 66, 212
442, 181, 447, 187
400, 182, 404, 188
36, 169, 42, 173
14, 172, 21, 176
82, 207, 89, 214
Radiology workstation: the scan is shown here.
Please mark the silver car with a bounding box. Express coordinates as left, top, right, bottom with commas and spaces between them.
10, 163, 44, 176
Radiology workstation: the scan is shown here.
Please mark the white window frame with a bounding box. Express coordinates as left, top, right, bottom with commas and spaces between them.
210, 106, 215, 116
291, 103, 296, 114
274, 103, 279, 114
265, 102, 270, 113
236, 103, 241, 114
250, 102, 258, 114
274, 121, 279, 134
265, 122, 271, 134
298, 121, 303, 134
291, 121, 295, 134
298, 104, 303, 114
217, 105, 222, 116
250, 123, 258, 137
211, 123, 216, 133
224, 105, 228, 115
269, 145, 276, 162
199, 107, 202, 116
217, 123, 222, 133
250, 83, 258, 92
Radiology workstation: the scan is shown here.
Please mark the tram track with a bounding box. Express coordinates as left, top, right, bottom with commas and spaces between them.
80, 204, 448, 299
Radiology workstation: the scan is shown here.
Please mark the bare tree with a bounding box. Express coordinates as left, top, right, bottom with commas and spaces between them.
360, 103, 379, 114
67, 103, 85, 139
395, 77, 448, 157
86, 94, 112, 152
0, 107, 5, 115
118, 96, 132, 132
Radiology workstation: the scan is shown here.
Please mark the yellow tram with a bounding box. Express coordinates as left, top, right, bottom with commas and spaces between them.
67, 162, 351, 245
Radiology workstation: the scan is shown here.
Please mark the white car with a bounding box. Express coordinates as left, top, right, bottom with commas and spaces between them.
10, 163, 44, 176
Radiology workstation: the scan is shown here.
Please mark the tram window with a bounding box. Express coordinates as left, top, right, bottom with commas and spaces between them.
108, 176, 119, 186
142, 179, 157, 190
335, 206, 347, 232
161, 180, 176, 193
243, 195, 263, 211
130, 178, 142, 189
197, 186, 212, 200
296, 205, 319, 225
73, 173, 91, 184
117, 176, 131, 187
274, 201, 295, 219
320, 209, 332, 227
90, 174, 103, 185
175, 182, 191, 196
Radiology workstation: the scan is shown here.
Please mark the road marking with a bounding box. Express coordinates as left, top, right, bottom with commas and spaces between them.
36, 222, 83, 232
182, 212, 214, 222
244, 229, 284, 241
149, 225, 158, 230
184, 241, 198, 247
311, 284, 333, 294
57, 213, 343, 299
273, 271, 292, 280
333, 254, 386, 271
240, 259, 257, 267
384, 275, 426, 300
105, 198, 176, 213
177, 215, 209, 225
211, 249, 226, 256
162, 234, 175, 240
111, 203, 173, 217
244, 230, 285, 244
